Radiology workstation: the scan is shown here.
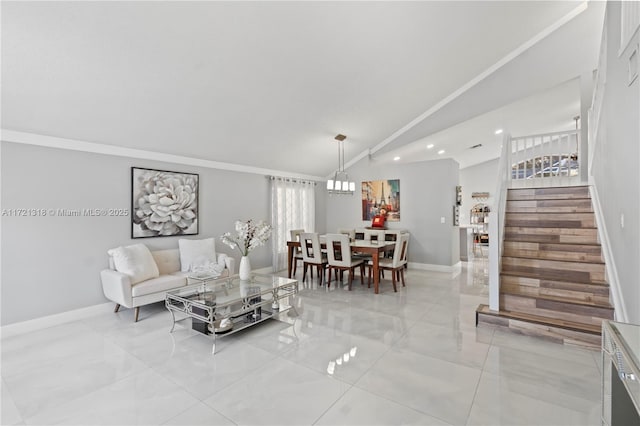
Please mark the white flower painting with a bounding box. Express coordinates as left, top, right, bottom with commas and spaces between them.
131, 167, 199, 238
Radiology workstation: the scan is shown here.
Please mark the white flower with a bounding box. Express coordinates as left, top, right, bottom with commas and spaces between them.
133, 172, 197, 236
221, 219, 272, 256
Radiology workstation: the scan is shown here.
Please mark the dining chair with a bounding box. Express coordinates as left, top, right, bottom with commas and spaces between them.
356, 229, 387, 278
325, 234, 365, 290
289, 229, 305, 277
300, 232, 327, 284
368, 233, 409, 292
337, 228, 355, 241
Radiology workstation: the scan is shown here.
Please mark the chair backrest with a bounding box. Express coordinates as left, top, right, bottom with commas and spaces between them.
390, 234, 410, 267
300, 232, 323, 263
364, 229, 385, 243
290, 229, 305, 253
325, 234, 353, 267
337, 228, 355, 240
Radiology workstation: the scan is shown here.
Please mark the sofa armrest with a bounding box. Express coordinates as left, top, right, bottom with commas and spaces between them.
100, 269, 134, 308
218, 253, 235, 275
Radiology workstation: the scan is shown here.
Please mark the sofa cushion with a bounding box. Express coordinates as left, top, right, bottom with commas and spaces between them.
151, 249, 181, 275
108, 244, 159, 285
131, 274, 186, 297
178, 238, 216, 272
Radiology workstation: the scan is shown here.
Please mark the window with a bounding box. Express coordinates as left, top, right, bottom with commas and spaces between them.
270, 177, 315, 272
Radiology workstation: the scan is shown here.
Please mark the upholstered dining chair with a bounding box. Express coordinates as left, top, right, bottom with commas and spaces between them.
300, 232, 327, 284
355, 229, 387, 277
325, 234, 365, 291
337, 228, 355, 241
290, 229, 305, 277
368, 233, 409, 292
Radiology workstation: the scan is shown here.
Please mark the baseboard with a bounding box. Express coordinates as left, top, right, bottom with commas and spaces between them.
0, 302, 113, 338
408, 261, 461, 274
589, 179, 628, 323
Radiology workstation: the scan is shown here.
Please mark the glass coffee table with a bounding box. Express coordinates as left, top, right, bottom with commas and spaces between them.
165, 273, 298, 354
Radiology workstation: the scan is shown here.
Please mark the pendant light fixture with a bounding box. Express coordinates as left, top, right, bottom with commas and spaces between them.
327, 134, 355, 195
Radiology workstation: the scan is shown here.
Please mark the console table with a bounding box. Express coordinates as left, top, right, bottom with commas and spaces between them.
601, 320, 640, 426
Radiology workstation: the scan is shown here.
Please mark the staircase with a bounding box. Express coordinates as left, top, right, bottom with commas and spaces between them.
476, 185, 614, 349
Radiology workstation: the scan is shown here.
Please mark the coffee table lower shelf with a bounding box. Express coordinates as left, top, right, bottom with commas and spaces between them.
165, 273, 299, 354
168, 305, 293, 354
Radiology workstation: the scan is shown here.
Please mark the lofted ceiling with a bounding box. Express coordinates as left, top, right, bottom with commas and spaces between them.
1, 1, 604, 178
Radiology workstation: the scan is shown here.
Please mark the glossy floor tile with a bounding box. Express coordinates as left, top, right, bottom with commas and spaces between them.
1, 260, 602, 425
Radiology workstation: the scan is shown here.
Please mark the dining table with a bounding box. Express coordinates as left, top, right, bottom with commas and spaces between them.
286, 237, 395, 294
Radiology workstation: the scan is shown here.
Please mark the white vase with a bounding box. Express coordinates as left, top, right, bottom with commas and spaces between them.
239, 255, 251, 281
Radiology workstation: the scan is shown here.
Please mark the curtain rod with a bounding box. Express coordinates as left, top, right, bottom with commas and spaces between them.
267, 175, 318, 185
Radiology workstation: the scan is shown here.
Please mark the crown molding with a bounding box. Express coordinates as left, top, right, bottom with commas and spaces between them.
1, 129, 325, 181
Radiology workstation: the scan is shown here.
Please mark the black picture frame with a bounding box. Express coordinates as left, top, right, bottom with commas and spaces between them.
131, 167, 199, 238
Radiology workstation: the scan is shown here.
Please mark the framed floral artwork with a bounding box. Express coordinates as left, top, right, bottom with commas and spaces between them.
131, 167, 199, 238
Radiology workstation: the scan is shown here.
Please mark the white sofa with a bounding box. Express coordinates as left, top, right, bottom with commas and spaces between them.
101, 243, 235, 322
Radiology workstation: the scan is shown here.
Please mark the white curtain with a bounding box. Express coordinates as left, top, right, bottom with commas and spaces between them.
270, 177, 316, 272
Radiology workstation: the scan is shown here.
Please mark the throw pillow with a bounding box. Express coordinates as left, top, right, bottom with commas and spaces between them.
179, 238, 217, 272
108, 244, 159, 284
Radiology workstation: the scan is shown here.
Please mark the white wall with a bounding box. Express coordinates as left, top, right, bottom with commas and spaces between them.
459, 158, 499, 225
0, 141, 327, 325
591, 2, 640, 324
325, 157, 460, 268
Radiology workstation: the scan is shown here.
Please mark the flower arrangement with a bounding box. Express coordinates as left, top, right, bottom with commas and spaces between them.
221, 219, 272, 257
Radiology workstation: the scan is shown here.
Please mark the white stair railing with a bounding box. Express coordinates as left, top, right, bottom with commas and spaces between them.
509, 130, 581, 188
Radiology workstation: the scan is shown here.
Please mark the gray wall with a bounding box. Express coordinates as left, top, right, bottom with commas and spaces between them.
0, 142, 327, 325
325, 157, 460, 267
459, 158, 499, 225
591, 2, 640, 324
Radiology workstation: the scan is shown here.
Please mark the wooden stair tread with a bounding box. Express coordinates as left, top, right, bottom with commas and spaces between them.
499, 286, 613, 309
476, 304, 601, 334
500, 270, 608, 286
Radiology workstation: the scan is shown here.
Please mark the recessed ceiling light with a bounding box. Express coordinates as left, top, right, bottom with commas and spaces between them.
426, 144, 434, 149
495, 129, 503, 135
393, 156, 400, 161
438, 149, 445, 155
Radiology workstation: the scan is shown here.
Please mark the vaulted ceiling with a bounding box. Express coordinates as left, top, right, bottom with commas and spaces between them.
1, 1, 604, 179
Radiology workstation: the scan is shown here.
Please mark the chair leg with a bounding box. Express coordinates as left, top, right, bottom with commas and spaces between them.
114, 303, 121, 313
367, 265, 372, 288
391, 269, 397, 292
293, 259, 297, 276
317, 264, 323, 284
302, 263, 308, 282
359, 264, 365, 284
327, 267, 332, 287
134, 307, 140, 322
348, 268, 353, 291
400, 269, 406, 287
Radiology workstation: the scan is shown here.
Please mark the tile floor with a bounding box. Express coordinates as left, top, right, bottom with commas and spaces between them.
1, 259, 603, 425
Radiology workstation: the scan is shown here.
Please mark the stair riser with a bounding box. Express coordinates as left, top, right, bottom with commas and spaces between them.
506, 198, 593, 213
501, 283, 610, 305
500, 275, 610, 296
504, 227, 598, 244
477, 312, 600, 349
505, 213, 595, 228
504, 241, 602, 255
503, 248, 603, 263
507, 186, 590, 201
501, 266, 605, 283
501, 294, 614, 325
502, 258, 605, 281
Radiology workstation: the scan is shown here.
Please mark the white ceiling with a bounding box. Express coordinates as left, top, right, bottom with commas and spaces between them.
1, 1, 604, 178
